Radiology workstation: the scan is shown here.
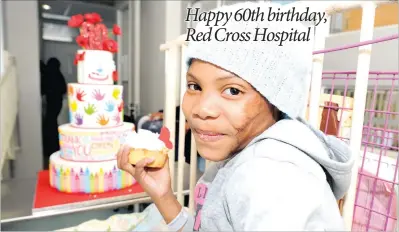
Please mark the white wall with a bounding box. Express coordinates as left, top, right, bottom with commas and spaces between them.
43, 41, 80, 83
138, 1, 167, 115
324, 25, 398, 72
4, 1, 42, 179
322, 25, 398, 88
43, 41, 79, 126
118, 0, 188, 116
133, 1, 398, 116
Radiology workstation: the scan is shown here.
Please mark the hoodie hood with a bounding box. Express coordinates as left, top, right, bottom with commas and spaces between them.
246, 117, 355, 200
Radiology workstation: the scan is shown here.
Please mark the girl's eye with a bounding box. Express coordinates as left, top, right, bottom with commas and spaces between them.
187, 84, 201, 91
223, 87, 241, 96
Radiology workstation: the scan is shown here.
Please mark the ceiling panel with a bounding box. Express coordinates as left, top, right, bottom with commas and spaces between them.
39, 0, 116, 23
79, 0, 115, 6
39, 0, 116, 43
68, 5, 116, 22
40, 0, 69, 15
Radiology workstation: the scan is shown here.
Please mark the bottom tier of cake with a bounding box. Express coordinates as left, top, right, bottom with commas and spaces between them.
49, 151, 136, 193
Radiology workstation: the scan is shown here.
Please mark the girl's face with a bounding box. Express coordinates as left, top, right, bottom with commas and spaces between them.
182, 60, 277, 162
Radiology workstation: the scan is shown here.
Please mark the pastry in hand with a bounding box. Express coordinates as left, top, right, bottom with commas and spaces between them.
124, 127, 173, 168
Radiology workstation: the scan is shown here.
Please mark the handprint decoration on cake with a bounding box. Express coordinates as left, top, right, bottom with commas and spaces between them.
69, 100, 77, 112
84, 103, 97, 116
118, 101, 123, 112
68, 85, 74, 96
76, 89, 86, 102
112, 88, 121, 100
68, 84, 123, 128
92, 89, 105, 101
97, 115, 109, 126
113, 112, 121, 124
105, 101, 115, 112
75, 114, 84, 125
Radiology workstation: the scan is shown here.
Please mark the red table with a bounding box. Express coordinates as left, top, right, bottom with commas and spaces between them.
33, 170, 145, 214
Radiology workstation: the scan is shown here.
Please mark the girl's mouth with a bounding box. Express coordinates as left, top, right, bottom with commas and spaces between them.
194, 129, 224, 142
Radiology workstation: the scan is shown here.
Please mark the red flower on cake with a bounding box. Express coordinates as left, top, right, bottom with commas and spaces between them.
159, 127, 173, 149
112, 70, 118, 82
112, 24, 122, 35
73, 52, 86, 65
68, 14, 84, 28
84, 13, 102, 24
75, 35, 89, 48
103, 39, 118, 53
73, 52, 85, 65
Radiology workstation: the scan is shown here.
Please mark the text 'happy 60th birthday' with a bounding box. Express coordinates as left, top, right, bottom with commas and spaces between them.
184, 7, 327, 46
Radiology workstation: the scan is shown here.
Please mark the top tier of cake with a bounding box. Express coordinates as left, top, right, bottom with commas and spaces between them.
76, 50, 115, 85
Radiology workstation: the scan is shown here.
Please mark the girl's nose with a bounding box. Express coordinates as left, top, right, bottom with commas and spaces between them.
194, 94, 221, 120
198, 107, 220, 119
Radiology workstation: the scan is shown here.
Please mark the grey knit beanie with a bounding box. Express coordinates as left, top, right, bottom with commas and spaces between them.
185, 1, 315, 119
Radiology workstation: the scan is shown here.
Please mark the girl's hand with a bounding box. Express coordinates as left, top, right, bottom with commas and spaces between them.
117, 145, 183, 226
116, 145, 173, 201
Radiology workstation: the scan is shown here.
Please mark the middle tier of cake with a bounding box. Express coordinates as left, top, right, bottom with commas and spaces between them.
59, 122, 135, 161
68, 83, 124, 128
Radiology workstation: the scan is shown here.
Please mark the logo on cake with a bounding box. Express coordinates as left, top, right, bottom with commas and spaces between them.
88, 65, 109, 81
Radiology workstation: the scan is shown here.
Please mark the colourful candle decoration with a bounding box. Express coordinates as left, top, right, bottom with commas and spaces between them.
94, 173, 99, 193
117, 170, 122, 189
107, 172, 113, 191
70, 168, 75, 192
49, 163, 136, 193
79, 168, 85, 193
59, 167, 64, 192
104, 171, 109, 192
90, 173, 95, 193
84, 167, 90, 193
112, 166, 117, 190
75, 174, 80, 193
123, 172, 128, 188
99, 168, 104, 193
65, 168, 71, 193
49, 163, 53, 186
55, 167, 60, 190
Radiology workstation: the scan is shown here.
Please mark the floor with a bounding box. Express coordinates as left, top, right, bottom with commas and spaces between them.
1, 208, 119, 231
1, 161, 203, 231
0, 174, 140, 231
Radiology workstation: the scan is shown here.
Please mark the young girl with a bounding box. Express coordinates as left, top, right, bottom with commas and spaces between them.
117, 2, 354, 231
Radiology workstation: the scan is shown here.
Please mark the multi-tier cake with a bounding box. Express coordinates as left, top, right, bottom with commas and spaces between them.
49, 13, 135, 193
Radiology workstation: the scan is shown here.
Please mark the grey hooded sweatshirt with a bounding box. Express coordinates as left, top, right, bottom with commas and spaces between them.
183, 117, 355, 231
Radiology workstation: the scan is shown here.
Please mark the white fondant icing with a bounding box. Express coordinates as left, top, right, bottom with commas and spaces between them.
68, 83, 124, 128
123, 129, 166, 151
77, 50, 115, 85
51, 151, 118, 168
59, 123, 135, 161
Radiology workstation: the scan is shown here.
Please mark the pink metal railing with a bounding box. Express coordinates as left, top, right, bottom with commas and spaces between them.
313, 34, 399, 55
321, 71, 398, 231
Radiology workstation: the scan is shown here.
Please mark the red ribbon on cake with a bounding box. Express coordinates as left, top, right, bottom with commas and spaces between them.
159, 127, 173, 149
